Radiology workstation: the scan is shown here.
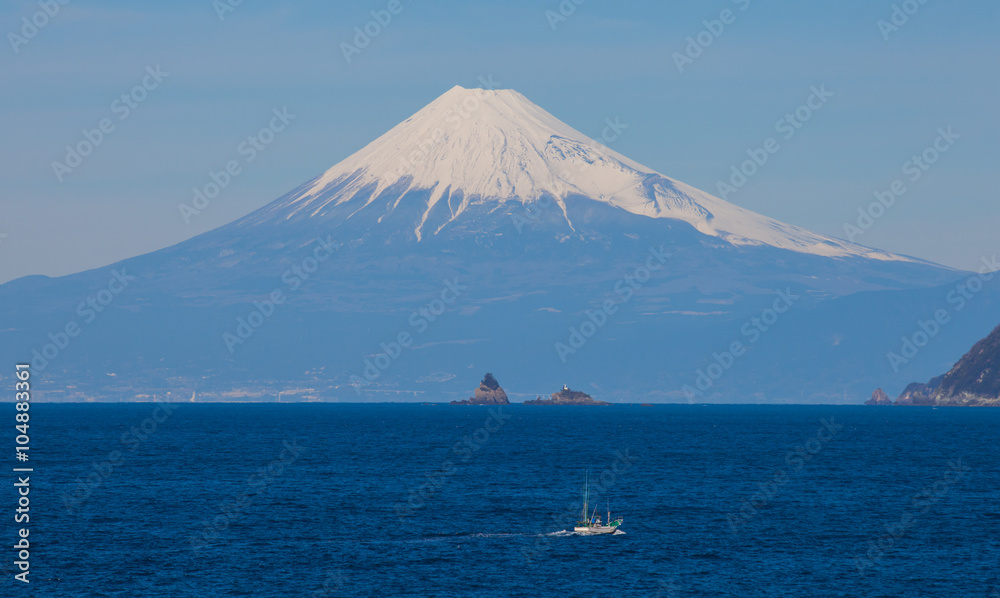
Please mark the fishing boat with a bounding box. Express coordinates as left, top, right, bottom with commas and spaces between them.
572, 471, 623, 534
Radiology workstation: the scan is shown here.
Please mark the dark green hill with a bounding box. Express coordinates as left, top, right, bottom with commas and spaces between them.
895, 323, 1000, 406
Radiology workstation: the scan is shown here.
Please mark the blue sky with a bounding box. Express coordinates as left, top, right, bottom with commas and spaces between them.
1, 0, 997, 283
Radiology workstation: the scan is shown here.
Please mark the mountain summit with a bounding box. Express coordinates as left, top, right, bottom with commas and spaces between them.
243, 86, 907, 260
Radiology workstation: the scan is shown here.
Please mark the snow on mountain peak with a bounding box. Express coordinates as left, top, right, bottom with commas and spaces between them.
279, 85, 911, 261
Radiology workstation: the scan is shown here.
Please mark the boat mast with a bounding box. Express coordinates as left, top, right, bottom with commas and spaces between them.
581, 470, 589, 523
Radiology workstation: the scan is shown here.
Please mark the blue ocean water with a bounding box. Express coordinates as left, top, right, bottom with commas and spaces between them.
6, 404, 999, 597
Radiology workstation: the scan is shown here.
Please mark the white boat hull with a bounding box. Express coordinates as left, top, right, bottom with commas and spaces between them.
573, 524, 619, 534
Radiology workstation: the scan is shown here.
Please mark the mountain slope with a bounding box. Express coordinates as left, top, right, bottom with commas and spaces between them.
895, 323, 1000, 406
937, 322, 1000, 397
239, 85, 914, 261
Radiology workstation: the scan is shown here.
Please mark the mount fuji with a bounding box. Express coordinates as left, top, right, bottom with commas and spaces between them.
3, 85, 997, 403
237, 86, 912, 260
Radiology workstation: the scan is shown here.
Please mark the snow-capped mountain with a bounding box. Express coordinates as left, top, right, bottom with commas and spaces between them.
2, 85, 994, 403
244, 85, 904, 261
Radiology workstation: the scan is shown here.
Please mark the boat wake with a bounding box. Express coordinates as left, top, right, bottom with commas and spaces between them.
360, 529, 626, 545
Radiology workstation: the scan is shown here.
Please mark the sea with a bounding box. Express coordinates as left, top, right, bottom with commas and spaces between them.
7, 403, 999, 597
